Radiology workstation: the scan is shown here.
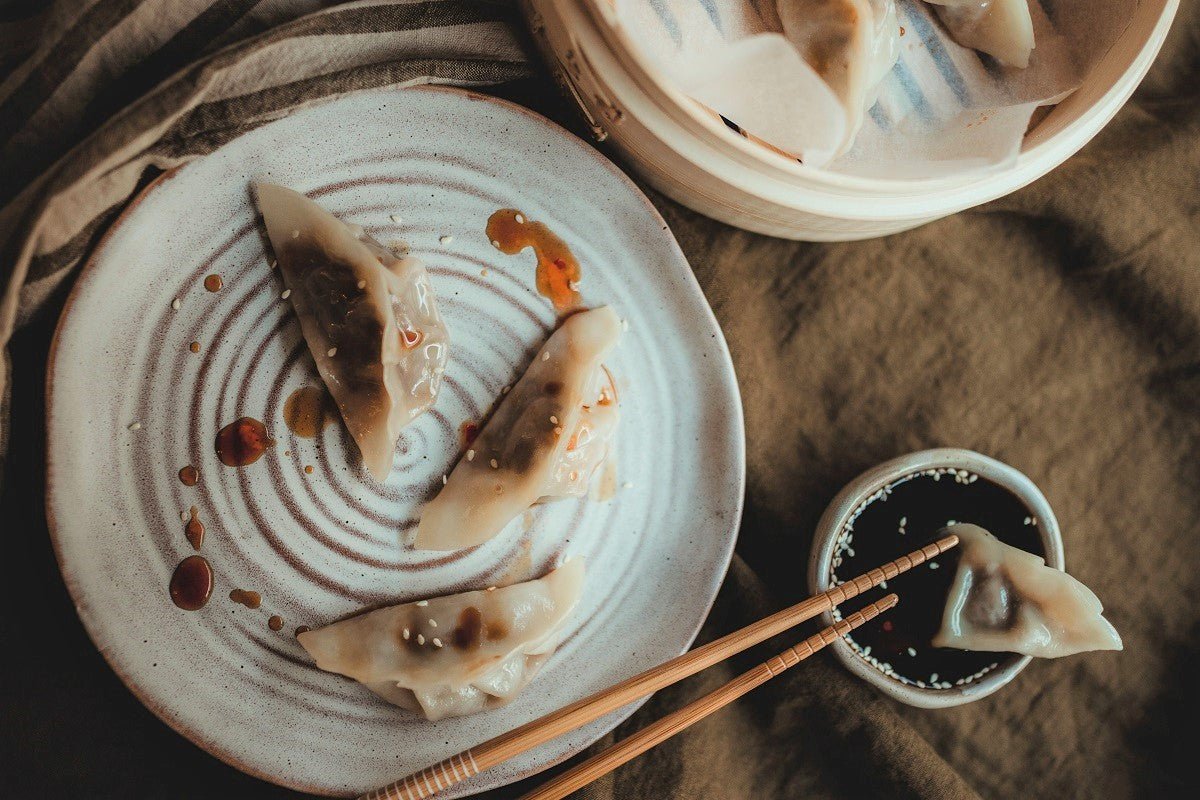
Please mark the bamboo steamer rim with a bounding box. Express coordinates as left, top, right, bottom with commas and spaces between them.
581, 0, 1179, 205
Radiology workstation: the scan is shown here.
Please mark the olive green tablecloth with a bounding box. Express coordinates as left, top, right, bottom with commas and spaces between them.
1, 1, 1196, 797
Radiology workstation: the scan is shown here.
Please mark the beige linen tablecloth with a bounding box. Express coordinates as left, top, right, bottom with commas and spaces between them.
1, 1, 1196, 797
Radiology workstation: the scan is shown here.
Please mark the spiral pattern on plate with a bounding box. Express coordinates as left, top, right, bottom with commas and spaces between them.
46, 87, 743, 797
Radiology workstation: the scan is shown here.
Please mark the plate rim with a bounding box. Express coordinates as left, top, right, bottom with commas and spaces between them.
44, 84, 746, 796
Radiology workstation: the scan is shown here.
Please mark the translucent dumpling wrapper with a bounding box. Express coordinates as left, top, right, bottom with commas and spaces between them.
298, 559, 584, 721
256, 183, 449, 481
415, 307, 621, 551
925, 0, 1035, 69
777, 0, 900, 152
933, 525, 1122, 658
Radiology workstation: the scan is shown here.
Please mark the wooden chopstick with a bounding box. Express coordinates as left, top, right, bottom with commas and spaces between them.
360, 536, 956, 800
518, 594, 900, 800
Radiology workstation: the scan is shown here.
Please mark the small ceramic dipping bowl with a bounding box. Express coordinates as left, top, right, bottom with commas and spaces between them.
807, 449, 1064, 708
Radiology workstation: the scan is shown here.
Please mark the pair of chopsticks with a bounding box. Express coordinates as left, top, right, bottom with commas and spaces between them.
361, 534, 959, 800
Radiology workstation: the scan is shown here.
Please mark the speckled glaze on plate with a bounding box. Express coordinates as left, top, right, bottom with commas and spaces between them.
46, 86, 744, 797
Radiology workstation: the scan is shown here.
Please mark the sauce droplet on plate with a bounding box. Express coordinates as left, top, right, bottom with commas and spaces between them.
184, 506, 205, 550
229, 589, 261, 609
189, 341, 201, 354
215, 417, 275, 466
169, 556, 213, 610
459, 420, 479, 448
204, 274, 223, 292
178, 465, 199, 486
486, 209, 581, 312
268, 615, 284, 632
283, 386, 334, 439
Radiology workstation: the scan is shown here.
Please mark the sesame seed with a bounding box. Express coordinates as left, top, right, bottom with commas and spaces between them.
291, 229, 299, 239
357, 280, 367, 290
542, 352, 550, 361
428, 619, 437, 627
180, 510, 190, 522
127, 422, 142, 431
439, 235, 453, 245
481, 268, 489, 277
907, 647, 917, 656
441, 474, 448, 485
491, 239, 500, 248
281, 289, 291, 300
466, 449, 475, 461
416, 600, 428, 607
930, 673, 939, 682
568, 280, 580, 291
490, 458, 499, 469
622, 482, 634, 489
402, 628, 410, 640
553, 427, 563, 435
515, 213, 525, 224
270, 259, 277, 269
390, 214, 403, 224
433, 638, 443, 647
416, 634, 425, 645
550, 415, 558, 424
879, 580, 887, 589
899, 517, 907, 526
486, 586, 496, 591
929, 562, 940, 569
171, 298, 181, 310
327, 347, 337, 357
501, 385, 510, 394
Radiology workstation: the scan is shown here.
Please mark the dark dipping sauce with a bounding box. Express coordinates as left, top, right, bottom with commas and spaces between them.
184, 506, 204, 550
169, 555, 213, 610
283, 386, 333, 439
215, 417, 275, 466
828, 468, 1045, 689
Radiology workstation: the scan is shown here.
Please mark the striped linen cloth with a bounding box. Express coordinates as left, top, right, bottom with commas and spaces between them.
0, 0, 530, 472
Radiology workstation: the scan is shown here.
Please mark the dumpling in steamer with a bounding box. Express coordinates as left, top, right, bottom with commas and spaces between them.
256, 183, 449, 481
933, 524, 1122, 658
777, 0, 900, 151
298, 559, 584, 720
415, 307, 621, 551
924, 0, 1035, 69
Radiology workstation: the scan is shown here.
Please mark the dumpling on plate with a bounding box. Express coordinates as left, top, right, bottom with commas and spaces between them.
924, 0, 1035, 69
298, 559, 584, 721
933, 524, 1122, 658
256, 183, 449, 481
415, 307, 621, 551
777, 0, 900, 150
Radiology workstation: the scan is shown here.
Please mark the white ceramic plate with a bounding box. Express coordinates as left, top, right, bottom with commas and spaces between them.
46, 86, 744, 796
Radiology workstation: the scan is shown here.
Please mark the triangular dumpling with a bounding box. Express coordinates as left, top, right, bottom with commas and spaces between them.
778, 0, 901, 150
415, 307, 621, 551
925, 0, 1035, 69
934, 525, 1122, 658
256, 183, 449, 480
298, 559, 584, 720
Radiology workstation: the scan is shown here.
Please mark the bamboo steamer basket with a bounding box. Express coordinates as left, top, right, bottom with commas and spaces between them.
522, 0, 1180, 241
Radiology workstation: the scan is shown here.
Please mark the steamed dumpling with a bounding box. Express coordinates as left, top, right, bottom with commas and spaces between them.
256, 183, 449, 480
415, 307, 621, 551
933, 525, 1122, 658
925, 0, 1035, 69
777, 0, 900, 150
298, 559, 584, 720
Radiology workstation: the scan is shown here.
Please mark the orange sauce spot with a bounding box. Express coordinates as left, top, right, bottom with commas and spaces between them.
204, 274, 223, 292
486, 209, 581, 312
283, 386, 332, 439
229, 589, 261, 609
184, 506, 205, 550
189, 341, 201, 353
268, 615, 284, 632
304, 465, 314, 475
178, 465, 199, 486
460, 421, 479, 448
399, 323, 424, 350
215, 417, 275, 467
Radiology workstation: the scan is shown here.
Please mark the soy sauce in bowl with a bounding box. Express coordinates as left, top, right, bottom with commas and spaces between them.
809, 450, 1062, 708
